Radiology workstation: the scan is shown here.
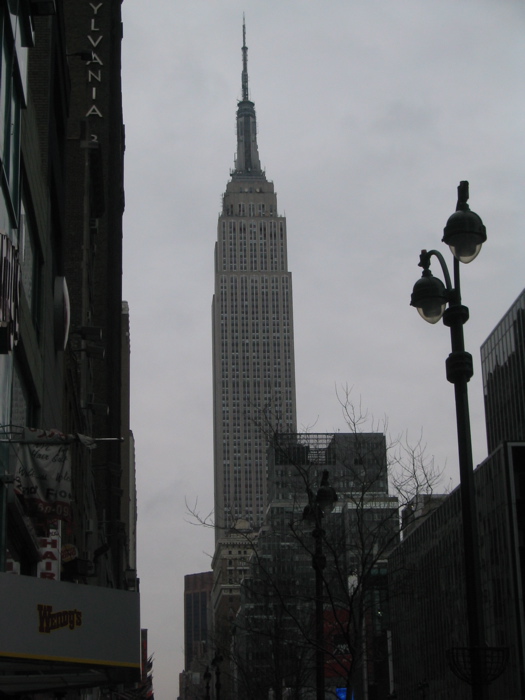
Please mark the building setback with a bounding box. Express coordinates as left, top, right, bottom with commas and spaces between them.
212, 22, 297, 538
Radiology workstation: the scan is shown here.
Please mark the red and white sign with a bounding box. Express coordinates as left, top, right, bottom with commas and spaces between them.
37, 527, 61, 581
61, 544, 78, 563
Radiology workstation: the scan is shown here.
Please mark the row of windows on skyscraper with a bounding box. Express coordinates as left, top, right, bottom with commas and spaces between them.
224, 202, 276, 217
222, 220, 285, 236
220, 221, 286, 271
216, 277, 290, 326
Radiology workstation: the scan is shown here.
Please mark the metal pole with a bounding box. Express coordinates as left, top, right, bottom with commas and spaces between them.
313, 522, 326, 700
444, 259, 487, 700
211, 652, 222, 700
204, 666, 211, 700
215, 663, 221, 700
0, 481, 6, 572
305, 472, 336, 700
0, 443, 11, 572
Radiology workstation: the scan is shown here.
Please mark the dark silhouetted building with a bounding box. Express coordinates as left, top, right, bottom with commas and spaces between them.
179, 572, 214, 700
0, 1, 140, 695
389, 443, 525, 699
481, 289, 525, 453
185, 571, 213, 671
388, 290, 525, 698
235, 432, 399, 700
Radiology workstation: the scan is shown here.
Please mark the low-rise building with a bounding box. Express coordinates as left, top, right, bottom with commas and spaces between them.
389, 442, 525, 699
234, 432, 399, 700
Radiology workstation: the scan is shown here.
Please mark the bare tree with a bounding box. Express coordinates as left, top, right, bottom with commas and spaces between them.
230, 393, 444, 699
187, 394, 444, 699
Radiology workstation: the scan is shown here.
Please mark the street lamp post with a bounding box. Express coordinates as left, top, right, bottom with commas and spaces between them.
303, 470, 338, 700
203, 666, 211, 700
410, 181, 506, 698
211, 651, 223, 700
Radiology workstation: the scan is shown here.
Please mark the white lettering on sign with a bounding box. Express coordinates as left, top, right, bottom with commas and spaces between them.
88, 68, 101, 83
37, 528, 61, 581
88, 35, 103, 48
88, 52, 103, 67
86, 104, 103, 118
85, 2, 104, 119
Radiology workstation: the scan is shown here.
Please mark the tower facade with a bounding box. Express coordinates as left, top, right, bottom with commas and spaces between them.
63, 0, 131, 588
481, 288, 525, 453
212, 25, 297, 536
184, 571, 213, 672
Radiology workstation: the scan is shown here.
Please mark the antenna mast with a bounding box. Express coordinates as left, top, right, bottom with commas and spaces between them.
241, 15, 249, 101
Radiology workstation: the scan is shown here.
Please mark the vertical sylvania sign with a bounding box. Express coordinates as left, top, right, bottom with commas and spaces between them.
86, 2, 104, 123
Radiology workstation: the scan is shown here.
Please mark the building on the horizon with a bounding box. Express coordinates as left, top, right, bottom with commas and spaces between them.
184, 571, 213, 671
481, 288, 525, 453
178, 572, 214, 700
211, 22, 297, 540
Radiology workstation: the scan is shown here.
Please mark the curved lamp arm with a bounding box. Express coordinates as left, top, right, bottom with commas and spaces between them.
411, 249, 454, 324
418, 249, 452, 292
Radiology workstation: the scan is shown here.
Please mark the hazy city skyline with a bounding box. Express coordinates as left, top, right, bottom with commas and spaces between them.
120, 2, 525, 697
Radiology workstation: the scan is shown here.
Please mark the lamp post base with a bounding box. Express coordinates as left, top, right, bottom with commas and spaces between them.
446, 646, 509, 686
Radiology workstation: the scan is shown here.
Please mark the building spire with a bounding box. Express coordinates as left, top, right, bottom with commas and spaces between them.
234, 17, 263, 177
241, 14, 249, 102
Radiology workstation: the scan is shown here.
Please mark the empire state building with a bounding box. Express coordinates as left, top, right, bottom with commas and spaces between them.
212, 25, 297, 537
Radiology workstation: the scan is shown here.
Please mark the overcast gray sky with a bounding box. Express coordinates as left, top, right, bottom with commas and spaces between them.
120, 2, 525, 698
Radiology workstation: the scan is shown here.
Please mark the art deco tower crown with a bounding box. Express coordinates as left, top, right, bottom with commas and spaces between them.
233, 20, 262, 176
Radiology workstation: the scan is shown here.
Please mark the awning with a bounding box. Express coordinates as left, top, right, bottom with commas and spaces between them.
0, 659, 136, 694
0, 572, 141, 694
